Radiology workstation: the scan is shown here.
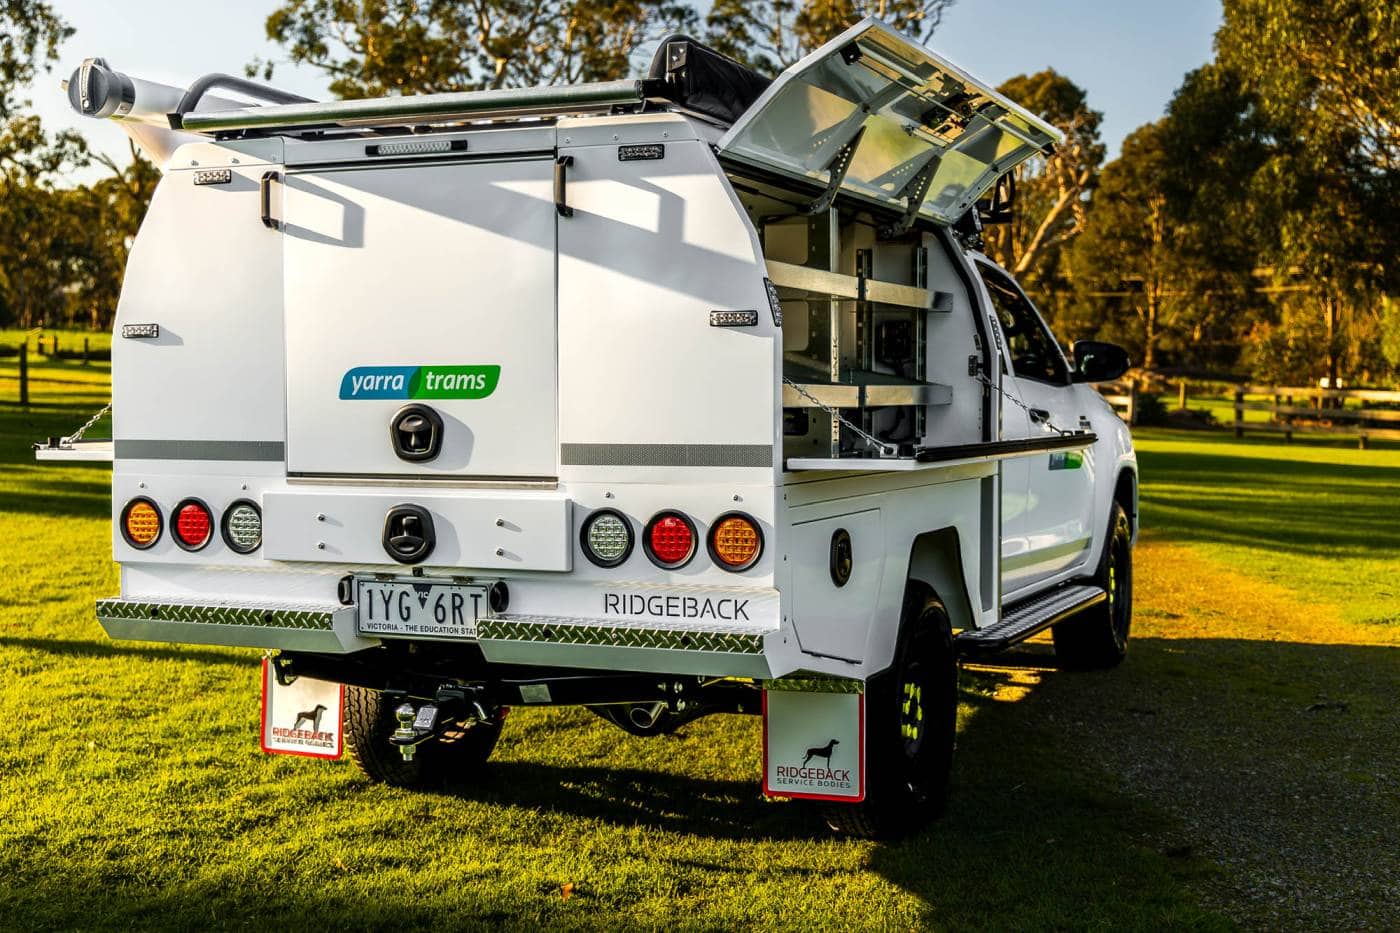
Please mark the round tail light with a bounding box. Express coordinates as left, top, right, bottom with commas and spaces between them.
172, 499, 213, 551
222, 500, 263, 554
581, 509, 633, 567
708, 513, 763, 571
121, 498, 162, 549
644, 512, 696, 569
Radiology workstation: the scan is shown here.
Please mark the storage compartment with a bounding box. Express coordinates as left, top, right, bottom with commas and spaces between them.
789, 509, 884, 661
282, 156, 559, 479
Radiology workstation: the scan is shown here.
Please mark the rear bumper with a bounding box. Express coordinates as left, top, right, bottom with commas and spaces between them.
96, 596, 368, 654
94, 596, 779, 678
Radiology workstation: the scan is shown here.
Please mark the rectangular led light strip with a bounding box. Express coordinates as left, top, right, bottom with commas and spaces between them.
365, 139, 469, 157
709, 310, 759, 327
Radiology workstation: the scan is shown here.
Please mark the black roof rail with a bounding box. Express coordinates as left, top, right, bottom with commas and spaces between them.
169, 74, 314, 130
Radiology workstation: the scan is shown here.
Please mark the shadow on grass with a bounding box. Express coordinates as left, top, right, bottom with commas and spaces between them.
433, 759, 825, 843
0, 634, 248, 668
1138, 445, 1400, 555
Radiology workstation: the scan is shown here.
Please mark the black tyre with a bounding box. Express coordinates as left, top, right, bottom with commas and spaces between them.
1053, 501, 1133, 670
824, 587, 957, 839
343, 686, 503, 789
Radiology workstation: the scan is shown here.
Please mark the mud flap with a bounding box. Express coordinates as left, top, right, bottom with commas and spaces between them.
762, 686, 864, 802
260, 658, 345, 760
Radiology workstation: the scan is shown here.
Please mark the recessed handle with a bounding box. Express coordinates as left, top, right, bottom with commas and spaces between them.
1029, 407, 1051, 424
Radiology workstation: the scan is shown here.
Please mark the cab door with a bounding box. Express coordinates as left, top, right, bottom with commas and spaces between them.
977, 261, 1096, 593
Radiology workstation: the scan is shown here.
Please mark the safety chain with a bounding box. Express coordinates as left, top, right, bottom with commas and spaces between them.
973, 372, 1076, 436
783, 378, 897, 457
65, 402, 112, 445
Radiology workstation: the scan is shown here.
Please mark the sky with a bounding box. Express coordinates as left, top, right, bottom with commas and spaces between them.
28, 0, 1222, 185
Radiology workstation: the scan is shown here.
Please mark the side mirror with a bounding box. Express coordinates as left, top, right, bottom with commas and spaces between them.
1072, 340, 1131, 383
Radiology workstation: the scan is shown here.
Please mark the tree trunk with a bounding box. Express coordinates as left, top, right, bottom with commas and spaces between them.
1143, 294, 1158, 371
1324, 290, 1340, 387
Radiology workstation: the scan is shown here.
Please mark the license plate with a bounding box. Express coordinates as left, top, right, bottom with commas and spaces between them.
355, 578, 490, 640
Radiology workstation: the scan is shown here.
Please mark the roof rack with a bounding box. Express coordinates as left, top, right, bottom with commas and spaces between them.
177, 36, 773, 137
179, 79, 669, 134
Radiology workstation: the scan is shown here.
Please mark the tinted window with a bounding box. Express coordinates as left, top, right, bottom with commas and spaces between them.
978, 265, 1068, 385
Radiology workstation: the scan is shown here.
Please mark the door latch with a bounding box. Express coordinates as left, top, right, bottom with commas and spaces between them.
390, 404, 443, 462
382, 504, 435, 564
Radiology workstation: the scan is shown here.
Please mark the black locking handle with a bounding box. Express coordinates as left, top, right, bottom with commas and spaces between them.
554, 155, 574, 217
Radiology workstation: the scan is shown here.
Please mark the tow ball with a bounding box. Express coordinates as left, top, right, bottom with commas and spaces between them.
388, 687, 492, 762
390, 704, 438, 762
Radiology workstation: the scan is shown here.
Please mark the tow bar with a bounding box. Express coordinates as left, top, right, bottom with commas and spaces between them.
388, 686, 495, 761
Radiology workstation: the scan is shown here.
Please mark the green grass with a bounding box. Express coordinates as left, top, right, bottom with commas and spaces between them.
0, 327, 113, 356
1134, 428, 1400, 627
1, 370, 1396, 928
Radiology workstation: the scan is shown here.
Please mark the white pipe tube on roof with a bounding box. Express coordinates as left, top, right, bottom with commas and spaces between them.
63, 57, 243, 168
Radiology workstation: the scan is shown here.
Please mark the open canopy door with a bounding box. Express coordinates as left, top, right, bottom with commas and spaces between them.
717, 18, 1063, 225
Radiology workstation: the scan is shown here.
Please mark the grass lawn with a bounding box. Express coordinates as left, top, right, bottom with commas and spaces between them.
0, 361, 1395, 929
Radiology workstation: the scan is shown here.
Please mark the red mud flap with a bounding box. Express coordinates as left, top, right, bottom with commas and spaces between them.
260, 658, 345, 760
762, 686, 864, 802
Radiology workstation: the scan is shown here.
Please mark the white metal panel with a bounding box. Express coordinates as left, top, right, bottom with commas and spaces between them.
262, 489, 572, 570
112, 149, 286, 453
556, 137, 777, 468
282, 157, 557, 478
790, 509, 884, 662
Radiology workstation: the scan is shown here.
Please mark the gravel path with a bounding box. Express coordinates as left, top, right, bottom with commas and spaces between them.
984, 540, 1400, 930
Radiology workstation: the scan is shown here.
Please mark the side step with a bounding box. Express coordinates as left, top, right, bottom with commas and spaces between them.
955, 583, 1106, 658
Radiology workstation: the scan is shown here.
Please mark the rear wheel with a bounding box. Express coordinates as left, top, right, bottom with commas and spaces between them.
343, 686, 503, 789
1053, 501, 1133, 669
824, 587, 957, 839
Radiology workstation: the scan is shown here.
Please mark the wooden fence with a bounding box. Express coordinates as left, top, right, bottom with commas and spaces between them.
3, 338, 105, 406
1098, 380, 1138, 424
1232, 386, 1400, 447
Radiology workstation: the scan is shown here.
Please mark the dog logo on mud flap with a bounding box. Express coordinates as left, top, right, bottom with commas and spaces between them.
292, 704, 328, 734
802, 739, 839, 767
775, 736, 851, 791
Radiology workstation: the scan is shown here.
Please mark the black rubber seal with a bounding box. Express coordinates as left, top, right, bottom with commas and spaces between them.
119, 496, 163, 551
171, 497, 214, 552
642, 510, 697, 570
579, 508, 634, 568
220, 498, 262, 554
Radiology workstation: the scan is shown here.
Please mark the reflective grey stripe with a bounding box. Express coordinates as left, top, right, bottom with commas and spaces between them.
1001, 536, 1091, 572
115, 440, 285, 461
561, 443, 771, 468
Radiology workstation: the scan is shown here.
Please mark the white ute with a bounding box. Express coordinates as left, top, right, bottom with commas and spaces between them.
52, 19, 1137, 837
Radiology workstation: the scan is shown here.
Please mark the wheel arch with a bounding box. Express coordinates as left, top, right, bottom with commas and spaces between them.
1113, 465, 1138, 542
904, 527, 975, 636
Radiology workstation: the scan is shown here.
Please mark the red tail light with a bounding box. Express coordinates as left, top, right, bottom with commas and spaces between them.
172, 499, 213, 551
644, 512, 696, 568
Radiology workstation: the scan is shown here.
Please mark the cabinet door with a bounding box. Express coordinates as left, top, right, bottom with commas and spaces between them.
790, 510, 884, 662
284, 157, 558, 479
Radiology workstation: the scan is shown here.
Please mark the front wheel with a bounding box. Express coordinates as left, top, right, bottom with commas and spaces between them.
343, 686, 503, 789
824, 587, 957, 839
1053, 501, 1133, 669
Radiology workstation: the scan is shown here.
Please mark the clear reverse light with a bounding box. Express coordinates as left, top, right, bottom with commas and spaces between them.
224, 502, 262, 553
586, 513, 630, 563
